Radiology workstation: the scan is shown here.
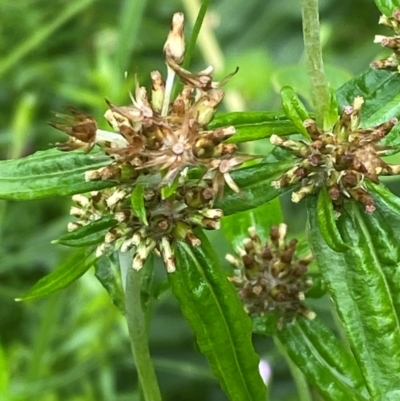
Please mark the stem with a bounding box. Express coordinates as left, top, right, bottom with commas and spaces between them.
182, 0, 211, 70
274, 337, 313, 401
301, 0, 329, 126
122, 253, 161, 401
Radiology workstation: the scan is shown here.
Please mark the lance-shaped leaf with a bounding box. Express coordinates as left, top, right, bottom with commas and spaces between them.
16, 248, 97, 301
374, 0, 398, 15
52, 215, 116, 246
273, 317, 368, 401
307, 198, 400, 400
336, 68, 400, 154
216, 159, 294, 215
280, 86, 310, 139
336, 69, 400, 124
170, 231, 267, 401
208, 111, 297, 143
0, 148, 114, 200
316, 186, 349, 252
222, 198, 283, 248
366, 181, 400, 217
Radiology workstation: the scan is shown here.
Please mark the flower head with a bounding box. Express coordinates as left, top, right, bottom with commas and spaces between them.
271, 97, 400, 214
227, 224, 314, 327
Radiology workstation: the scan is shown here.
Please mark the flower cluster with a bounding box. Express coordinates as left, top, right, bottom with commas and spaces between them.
227, 224, 314, 326
271, 97, 399, 214
69, 178, 221, 272
371, 10, 400, 71
51, 13, 251, 272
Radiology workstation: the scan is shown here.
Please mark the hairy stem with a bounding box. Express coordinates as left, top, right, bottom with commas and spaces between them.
301, 0, 329, 126
122, 253, 161, 401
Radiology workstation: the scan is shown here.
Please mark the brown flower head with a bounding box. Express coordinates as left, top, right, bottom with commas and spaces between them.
227, 224, 314, 327
50, 13, 248, 201
271, 97, 400, 214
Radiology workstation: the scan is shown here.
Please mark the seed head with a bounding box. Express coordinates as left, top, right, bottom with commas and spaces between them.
227, 224, 314, 327
271, 97, 399, 214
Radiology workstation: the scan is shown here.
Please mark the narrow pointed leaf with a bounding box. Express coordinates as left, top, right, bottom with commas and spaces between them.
275, 317, 368, 401
53, 215, 116, 244
0, 148, 114, 200
366, 181, 400, 216
16, 248, 97, 301
208, 111, 297, 143
336, 69, 400, 154
131, 183, 148, 225
337, 68, 400, 125
307, 198, 400, 400
316, 186, 349, 252
222, 198, 283, 248
216, 160, 294, 215
280, 86, 310, 139
170, 231, 267, 401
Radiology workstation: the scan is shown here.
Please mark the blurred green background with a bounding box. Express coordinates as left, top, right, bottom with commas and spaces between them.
0, 0, 392, 400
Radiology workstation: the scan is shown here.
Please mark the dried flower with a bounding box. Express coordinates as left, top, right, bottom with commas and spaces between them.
371, 10, 400, 71
271, 97, 400, 214
227, 224, 314, 327
50, 13, 253, 273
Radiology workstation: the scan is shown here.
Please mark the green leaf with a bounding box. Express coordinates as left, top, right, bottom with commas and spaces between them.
0, 148, 114, 200
276, 317, 368, 401
170, 231, 267, 401
316, 186, 349, 252
95, 254, 125, 313
16, 248, 97, 301
131, 184, 148, 225
324, 86, 339, 130
252, 315, 279, 336
208, 111, 297, 143
280, 86, 311, 139
216, 159, 294, 215
307, 198, 400, 400
366, 181, 400, 216
337, 69, 400, 124
336, 68, 400, 153
53, 215, 116, 246
374, 0, 398, 15
272, 64, 353, 107
221, 198, 283, 248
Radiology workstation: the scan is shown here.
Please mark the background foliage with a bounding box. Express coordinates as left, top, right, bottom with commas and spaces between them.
0, 0, 396, 400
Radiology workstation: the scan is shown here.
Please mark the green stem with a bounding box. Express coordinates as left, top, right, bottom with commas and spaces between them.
274, 337, 313, 401
182, 0, 211, 70
122, 253, 161, 401
301, 0, 329, 126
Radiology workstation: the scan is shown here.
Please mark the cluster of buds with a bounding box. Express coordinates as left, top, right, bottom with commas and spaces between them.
50, 13, 252, 272
371, 10, 400, 71
227, 224, 314, 327
271, 97, 400, 214
69, 177, 222, 272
